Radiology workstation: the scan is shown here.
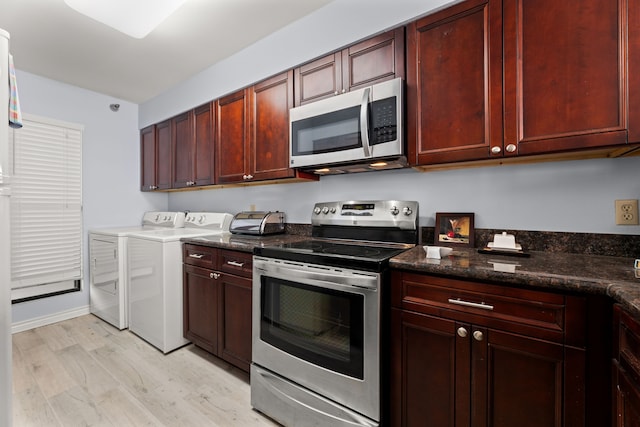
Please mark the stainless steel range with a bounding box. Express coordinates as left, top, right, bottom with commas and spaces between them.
251, 200, 419, 427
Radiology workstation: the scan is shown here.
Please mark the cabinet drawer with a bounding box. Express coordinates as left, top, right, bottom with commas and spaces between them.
218, 249, 253, 278
392, 271, 568, 342
183, 244, 217, 269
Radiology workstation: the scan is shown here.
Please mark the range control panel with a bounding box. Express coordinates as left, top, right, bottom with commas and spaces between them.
311, 200, 418, 230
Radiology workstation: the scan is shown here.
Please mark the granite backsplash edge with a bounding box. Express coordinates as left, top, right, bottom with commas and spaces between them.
285, 224, 639, 258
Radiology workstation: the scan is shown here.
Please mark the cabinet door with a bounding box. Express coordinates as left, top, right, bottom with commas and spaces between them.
294, 52, 342, 106
215, 89, 249, 183
219, 273, 252, 372
193, 102, 215, 186
183, 264, 221, 355
250, 71, 295, 181
391, 308, 468, 427
140, 125, 156, 191
476, 328, 566, 427
503, 0, 627, 155
155, 119, 172, 190
616, 364, 640, 427
342, 27, 405, 93
407, 0, 503, 166
172, 111, 194, 189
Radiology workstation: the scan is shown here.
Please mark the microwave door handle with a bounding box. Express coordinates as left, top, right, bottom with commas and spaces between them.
360, 87, 371, 157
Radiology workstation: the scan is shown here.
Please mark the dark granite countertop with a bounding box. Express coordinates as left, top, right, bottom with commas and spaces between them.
181, 233, 308, 253
181, 233, 640, 319
390, 245, 640, 318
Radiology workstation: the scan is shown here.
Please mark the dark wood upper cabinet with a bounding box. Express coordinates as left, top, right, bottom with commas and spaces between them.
409, 0, 638, 168
215, 89, 249, 184
250, 71, 295, 181
407, 0, 502, 165
155, 119, 172, 190
503, 0, 629, 155
140, 125, 156, 191
294, 28, 405, 106
193, 102, 215, 186
140, 120, 172, 191
171, 111, 194, 189
216, 71, 300, 184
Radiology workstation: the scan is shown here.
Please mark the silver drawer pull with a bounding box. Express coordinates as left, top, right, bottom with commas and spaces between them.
448, 298, 494, 311
227, 260, 245, 267
188, 253, 205, 259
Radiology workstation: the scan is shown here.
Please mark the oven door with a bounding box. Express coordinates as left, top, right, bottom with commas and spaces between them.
252, 256, 381, 423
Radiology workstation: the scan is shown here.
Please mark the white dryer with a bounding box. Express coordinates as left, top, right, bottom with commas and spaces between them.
127, 212, 233, 353
88, 211, 186, 329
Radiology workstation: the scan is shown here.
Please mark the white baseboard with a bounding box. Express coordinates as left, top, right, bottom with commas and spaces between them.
11, 305, 91, 334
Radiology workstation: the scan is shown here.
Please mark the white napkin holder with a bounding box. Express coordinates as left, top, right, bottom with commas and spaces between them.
487, 232, 522, 251
424, 246, 453, 259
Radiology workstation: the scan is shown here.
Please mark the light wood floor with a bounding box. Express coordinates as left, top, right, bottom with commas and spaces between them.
12, 314, 280, 426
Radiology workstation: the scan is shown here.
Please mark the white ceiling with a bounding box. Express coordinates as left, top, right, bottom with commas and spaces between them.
0, 0, 334, 104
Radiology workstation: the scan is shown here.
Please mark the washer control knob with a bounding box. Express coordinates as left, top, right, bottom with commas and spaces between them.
313, 207, 321, 215
390, 206, 399, 216
321, 207, 329, 214
330, 207, 336, 214
403, 206, 413, 216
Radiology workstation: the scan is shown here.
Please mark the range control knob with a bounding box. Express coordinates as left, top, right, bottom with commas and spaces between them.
403, 206, 413, 216
321, 207, 330, 214
330, 207, 336, 214
313, 207, 321, 215
390, 206, 399, 216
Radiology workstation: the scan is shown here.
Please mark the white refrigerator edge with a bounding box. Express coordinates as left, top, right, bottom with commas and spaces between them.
0, 27, 13, 427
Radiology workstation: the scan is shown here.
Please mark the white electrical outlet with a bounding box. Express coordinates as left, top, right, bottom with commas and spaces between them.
615, 199, 639, 225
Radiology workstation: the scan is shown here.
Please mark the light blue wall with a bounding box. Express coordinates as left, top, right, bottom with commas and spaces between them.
11, 71, 168, 324
139, 0, 458, 127
167, 157, 640, 236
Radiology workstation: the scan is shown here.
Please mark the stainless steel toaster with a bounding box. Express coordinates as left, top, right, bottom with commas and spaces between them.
229, 211, 285, 235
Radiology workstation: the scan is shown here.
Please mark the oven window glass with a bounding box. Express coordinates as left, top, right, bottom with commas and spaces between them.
260, 276, 364, 379
291, 105, 362, 155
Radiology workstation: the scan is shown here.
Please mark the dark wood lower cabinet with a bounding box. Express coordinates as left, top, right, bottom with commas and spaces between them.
390, 271, 610, 427
614, 304, 640, 427
183, 244, 252, 372
392, 309, 567, 427
219, 272, 252, 372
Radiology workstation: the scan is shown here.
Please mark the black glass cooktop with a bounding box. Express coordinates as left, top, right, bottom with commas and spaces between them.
253, 239, 409, 272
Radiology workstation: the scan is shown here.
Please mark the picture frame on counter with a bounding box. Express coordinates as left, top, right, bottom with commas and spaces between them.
435, 212, 475, 248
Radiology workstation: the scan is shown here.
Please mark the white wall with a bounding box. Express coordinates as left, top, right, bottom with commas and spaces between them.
138, 0, 640, 236
11, 71, 168, 325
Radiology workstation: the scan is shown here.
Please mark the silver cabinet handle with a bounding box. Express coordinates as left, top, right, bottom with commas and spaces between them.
505, 144, 517, 153
491, 146, 501, 154
448, 298, 494, 311
457, 327, 468, 338
227, 260, 244, 267
188, 253, 205, 259
473, 330, 484, 341
209, 272, 220, 279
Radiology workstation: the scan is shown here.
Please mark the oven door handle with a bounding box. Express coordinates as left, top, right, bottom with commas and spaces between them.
255, 262, 378, 291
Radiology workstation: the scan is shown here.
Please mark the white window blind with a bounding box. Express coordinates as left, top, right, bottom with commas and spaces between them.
9, 114, 83, 302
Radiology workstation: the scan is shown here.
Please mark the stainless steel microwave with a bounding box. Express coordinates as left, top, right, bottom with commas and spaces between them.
289, 77, 405, 175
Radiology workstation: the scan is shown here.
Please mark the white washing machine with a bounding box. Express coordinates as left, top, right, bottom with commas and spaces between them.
88, 211, 186, 330
127, 212, 233, 353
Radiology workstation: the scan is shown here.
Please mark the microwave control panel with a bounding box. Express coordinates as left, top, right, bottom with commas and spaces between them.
370, 97, 397, 144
